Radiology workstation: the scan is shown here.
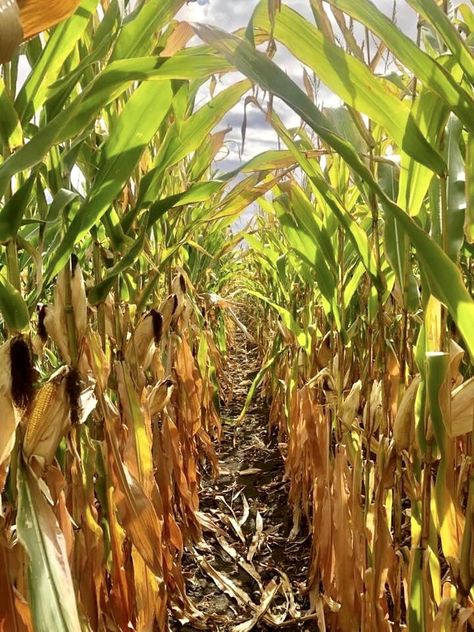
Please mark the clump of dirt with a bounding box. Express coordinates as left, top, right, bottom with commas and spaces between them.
171, 322, 312, 631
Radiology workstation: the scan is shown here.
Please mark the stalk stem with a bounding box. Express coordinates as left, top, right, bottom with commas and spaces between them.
6, 240, 21, 292
64, 258, 79, 368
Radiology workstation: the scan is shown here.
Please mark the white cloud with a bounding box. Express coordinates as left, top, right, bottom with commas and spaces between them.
177, 1, 418, 170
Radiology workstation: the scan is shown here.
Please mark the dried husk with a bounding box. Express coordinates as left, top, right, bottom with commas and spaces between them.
393, 376, 420, 452
451, 377, 474, 437
148, 379, 174, 418
43, 259, 88, 365
125, 309, 162, 370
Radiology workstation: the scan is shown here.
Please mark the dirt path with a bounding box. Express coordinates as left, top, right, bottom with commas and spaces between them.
172, 321, 312, 631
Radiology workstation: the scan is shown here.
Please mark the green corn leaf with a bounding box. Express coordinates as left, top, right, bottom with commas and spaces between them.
408, 548, 430, 632
0, 78, 22, 148
325, 0, 474, 134
282, 182, 338, 274
111, 0, 185, 60
44, 2, 124, 119
246, 288, 310, 351
196, 24, 474, 361
0, 273, 29, 332
15, 0, 98, 123
88, 227, 147, 305
251, 2, 446, 175
274, 193, 341, 330
0, 175, 36, 243
0, 52, 229, 193
16, 463, 81, 632
406, 0, 474, 86
238, 347, 287, 422
444, 115, 467, 262
145, 181, 225, 228
426, 351, 464, 564
268, 109, 381, 286
397, 88, 449, 219
46, 80, 174, 281
137, 80, 251, 206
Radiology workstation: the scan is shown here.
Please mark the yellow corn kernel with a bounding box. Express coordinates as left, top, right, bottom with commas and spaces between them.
23, 381, 57, 450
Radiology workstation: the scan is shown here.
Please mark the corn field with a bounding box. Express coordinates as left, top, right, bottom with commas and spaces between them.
0, 0, 473, 630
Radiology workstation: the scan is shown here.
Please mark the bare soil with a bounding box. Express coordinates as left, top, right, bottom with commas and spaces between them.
171, 324, 312, 631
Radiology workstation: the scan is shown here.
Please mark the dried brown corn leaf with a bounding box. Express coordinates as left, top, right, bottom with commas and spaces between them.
106, 419, 164, 576
17, 0, 81, 40
193, 550, 254, 608
232, 579, 279, 632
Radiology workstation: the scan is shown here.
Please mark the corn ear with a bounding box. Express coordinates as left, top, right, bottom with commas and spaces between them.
393, 376, 420, 452
23, 367, 72, 471
125, 309, 162, 369
147, 379, 174, 417
171, 273, 187, 325
43, 304, 71, 364
23, 381, 57, 448
43, 258, 88, 364
70, 255, 88, 343
159, 294, 177, 337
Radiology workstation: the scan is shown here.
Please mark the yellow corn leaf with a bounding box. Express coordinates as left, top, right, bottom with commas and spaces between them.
105, 481, 132, 629
132, 547, 165, 632
106, 418, 164, 576
116, 362, 154, 493
160, 21, 194, 57
83, 332, 109, 393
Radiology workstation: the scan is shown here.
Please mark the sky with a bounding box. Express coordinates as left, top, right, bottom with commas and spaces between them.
175, 0, 419, 174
